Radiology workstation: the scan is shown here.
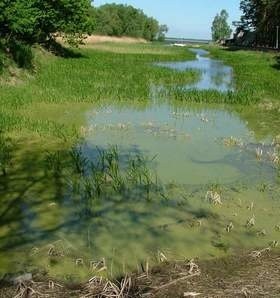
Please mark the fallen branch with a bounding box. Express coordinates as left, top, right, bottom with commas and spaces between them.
152, 272, 200, 292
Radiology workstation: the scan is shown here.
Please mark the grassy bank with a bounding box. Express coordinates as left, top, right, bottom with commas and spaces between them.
207, 46, 280, 104
0, 43, 198, 140
1, 43, 280, 140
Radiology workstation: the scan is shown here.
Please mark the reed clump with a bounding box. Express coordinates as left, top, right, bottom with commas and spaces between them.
43, 144, 161, 214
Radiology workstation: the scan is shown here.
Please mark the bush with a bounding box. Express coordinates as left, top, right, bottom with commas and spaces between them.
9, 40, 33, 69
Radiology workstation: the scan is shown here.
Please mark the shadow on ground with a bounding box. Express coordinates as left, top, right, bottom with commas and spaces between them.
272, 55, 280, 70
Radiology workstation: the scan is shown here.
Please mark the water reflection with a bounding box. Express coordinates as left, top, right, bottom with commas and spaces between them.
157, 48, 234, 92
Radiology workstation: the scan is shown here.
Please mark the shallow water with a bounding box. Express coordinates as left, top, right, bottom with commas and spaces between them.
0, 54, 279, 281
157, 48, 234, 92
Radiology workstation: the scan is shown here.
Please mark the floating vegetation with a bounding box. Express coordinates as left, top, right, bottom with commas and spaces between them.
246, 215, 255, 228
205, 191, 222, 205
255, 148, 263, 161
256, 229, 267, 237
226, 222, 234, 233
223, 136, 243, 147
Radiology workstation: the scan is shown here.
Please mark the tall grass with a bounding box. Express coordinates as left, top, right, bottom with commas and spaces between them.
42, 144, 161, 216
0, 43, 198, 136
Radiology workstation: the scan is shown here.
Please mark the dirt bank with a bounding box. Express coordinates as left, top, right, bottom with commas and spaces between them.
1, 249, 280, 297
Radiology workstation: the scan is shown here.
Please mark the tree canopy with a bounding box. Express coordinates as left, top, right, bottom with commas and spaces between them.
211, 10, 232, 42
0, 0, 94, 46
239, 0, 280, 47
92, 4, 168, 41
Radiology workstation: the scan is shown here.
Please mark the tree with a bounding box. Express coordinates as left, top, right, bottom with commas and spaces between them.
211, 10, 232, 42
239, 0, 280, 47
92, 4, 167, 41
0, 0, 94, 46
158, 25, 169, 42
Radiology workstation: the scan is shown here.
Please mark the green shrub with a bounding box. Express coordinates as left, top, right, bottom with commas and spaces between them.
9, 40, 33, 69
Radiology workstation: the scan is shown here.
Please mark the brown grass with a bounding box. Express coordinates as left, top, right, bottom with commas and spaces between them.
84, 35, 148, 44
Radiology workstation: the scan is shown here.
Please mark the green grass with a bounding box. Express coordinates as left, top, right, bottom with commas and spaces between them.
0, 43, 198, 138
1, 42, 280, 140
207, 46, 280, 103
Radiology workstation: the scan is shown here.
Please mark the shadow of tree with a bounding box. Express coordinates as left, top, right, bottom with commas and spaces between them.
272, 55, 280, 70
43, 40, 87, 59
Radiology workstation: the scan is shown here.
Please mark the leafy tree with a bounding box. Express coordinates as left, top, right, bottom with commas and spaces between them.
0, 0, 94, 46
239, 0, 280, 47
92, 4, 167, 41
158, 25, 169, 42
211, 10, 232, 42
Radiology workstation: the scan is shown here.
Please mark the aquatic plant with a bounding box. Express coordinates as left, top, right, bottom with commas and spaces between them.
205, 188, 222, 205
44, 151, 64, 178
246, 215, 255, 228
255, 148, 263, 160
69, 145, 88, 175
223, 136, 242, 147
205, 191, 222, 205
226, 222, 234, 233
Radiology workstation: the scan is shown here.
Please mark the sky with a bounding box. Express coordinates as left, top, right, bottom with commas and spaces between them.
93, 0, 242, 40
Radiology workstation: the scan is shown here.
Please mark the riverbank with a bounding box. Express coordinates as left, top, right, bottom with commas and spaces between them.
1, 249, 279, 297
207, 46, 280, 104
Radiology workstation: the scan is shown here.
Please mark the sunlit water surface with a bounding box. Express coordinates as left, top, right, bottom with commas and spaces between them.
157, 48, 234, 92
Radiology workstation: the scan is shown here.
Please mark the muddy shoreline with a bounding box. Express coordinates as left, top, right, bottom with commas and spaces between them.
1, 249, 279, 297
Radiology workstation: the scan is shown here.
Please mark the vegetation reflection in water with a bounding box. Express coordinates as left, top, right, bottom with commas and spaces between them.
156, 48, 234, 92
0, 99, 280, 282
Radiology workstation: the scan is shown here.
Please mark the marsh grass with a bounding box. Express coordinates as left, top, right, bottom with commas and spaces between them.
206, 46, 280, 103
159, 85, 257, 104
1, 43, 279, 140
0, 43, 199, 139
43, 143, 161, 216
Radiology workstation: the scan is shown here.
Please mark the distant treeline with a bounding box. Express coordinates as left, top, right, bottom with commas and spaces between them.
91, 4, 168, 41
0, 1, 168, 70
238, 0, 280, 47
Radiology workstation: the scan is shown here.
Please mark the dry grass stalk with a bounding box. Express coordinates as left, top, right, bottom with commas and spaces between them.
83, 275, 132, 298
152, 272, 200, 292
246, 215, 255, 228
226, 222, 234, 233
249, 247, 270, 258
205, 191, 222, 205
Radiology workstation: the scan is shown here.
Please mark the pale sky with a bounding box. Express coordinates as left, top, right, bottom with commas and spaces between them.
93, 0, 242, 39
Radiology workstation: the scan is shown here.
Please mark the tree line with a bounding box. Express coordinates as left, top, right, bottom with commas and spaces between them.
92, 3, 168, 41
239, 0, 280, 47
0, 1, 167, 69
